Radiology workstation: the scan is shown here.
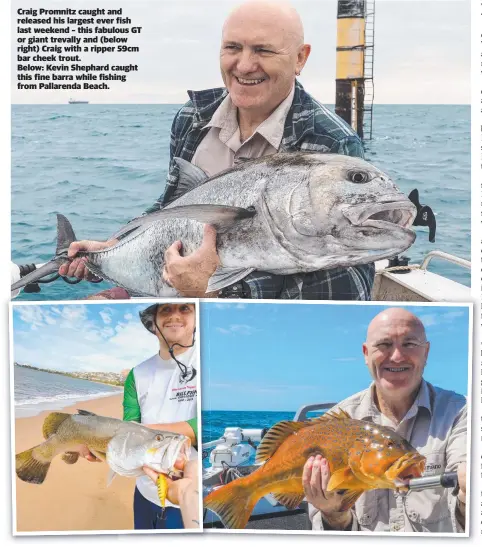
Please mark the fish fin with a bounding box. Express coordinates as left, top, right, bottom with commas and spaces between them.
325, 409, 352, 420
172, 158, 209, 199
339, 490, 364, 511
204, 477, 259, 529
207, 266, 255, 293
270, 492, 304, 510
90, 450, 106, 462
56, 213, 78, 255
106, 468, 117, 487
16, 447, 51, 484
255, 421, 308, 464
76, 409, 97, 416
42, 412, 70, 439
11, 259, 65, 293
111, 204, 256, 239
308, 409, 352, 424
327, 467, 361, 491
61, 452, 79, 465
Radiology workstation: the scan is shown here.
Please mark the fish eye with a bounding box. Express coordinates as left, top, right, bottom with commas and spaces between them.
155, 434, 164, 442
348, 170, 370, 184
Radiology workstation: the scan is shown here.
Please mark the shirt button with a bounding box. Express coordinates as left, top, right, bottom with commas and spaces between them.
392, 524, 401, 531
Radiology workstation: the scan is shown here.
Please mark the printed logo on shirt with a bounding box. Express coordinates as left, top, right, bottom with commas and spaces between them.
179, 367, 197, 385
170, 384, 197, 403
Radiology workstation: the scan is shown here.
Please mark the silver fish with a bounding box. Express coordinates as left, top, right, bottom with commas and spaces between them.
15, 410, 191, 484
11, 152, 416, 296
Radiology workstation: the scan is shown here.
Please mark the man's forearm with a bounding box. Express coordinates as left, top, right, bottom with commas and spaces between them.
179, 481, 200, 529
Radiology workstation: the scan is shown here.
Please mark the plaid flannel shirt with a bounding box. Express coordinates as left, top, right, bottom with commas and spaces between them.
148, 80, 374, 300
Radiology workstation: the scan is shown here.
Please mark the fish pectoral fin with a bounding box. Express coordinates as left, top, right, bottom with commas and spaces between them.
339, 490, 364, 512
207, 266, 255, 293
111, 204, 256, 239
327, 467, 361, 491
106, 468, 117, 487
62, 452, 80, 465
270, 492, 304, 510
172, 158, 209, 199
42, 412, 71, 439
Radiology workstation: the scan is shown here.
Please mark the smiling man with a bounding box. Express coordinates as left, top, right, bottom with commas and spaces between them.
304, 308, 467, 533
62, 0, 374, 301
122, 302, 198, 530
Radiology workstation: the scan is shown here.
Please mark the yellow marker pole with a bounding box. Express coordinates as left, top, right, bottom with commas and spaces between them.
335, 0, 366, 138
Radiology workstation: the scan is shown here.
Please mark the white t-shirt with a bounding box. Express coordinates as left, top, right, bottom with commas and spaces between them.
133, 346, 198, 506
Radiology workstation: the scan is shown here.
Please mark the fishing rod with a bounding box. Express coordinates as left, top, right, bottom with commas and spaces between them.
11, 261, 102, 298
405, 471, 459, 493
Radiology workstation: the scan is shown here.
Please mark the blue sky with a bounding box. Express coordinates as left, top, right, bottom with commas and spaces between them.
11, 302, 164, 373
200, 302, 471, 412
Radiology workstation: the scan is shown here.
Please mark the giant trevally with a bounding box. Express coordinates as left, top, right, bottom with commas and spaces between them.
203, 410, 426, 529
11, 152, 417, 297
15, 410, 191, 506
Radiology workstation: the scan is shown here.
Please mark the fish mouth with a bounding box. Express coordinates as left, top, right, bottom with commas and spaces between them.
342, 200, 417, 233
385, 453, 426, 489
164, 436, 192, 479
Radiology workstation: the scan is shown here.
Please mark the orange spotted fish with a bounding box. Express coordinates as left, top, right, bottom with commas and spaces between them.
204, 410, 425, 529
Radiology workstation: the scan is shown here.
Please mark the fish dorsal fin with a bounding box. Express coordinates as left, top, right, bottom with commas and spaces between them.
308, 409, 352, 424
255, 421, 308, 464
172, 158, 210, 199
42, 412, 70, 439
56, 214, 77, 255
270, 492, 305, 510
111, 204, 256, 240
76, 409, 97, 416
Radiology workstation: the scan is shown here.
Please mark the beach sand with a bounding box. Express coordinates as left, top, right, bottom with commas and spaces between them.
14, 394, 136, 533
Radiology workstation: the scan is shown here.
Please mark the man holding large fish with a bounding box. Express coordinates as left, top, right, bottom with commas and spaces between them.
304, 308, 467, 533
46, 1, 417, 300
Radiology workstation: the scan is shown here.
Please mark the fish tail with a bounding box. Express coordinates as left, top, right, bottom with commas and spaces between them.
15, 446, 52, 484
204, 476, 261, 529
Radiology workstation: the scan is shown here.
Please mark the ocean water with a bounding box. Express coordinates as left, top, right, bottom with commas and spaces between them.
11, 104, 470, 301
14, 365, 123, 417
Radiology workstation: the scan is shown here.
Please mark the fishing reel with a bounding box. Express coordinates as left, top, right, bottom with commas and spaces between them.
387, 189, 436, 274
11, 261, 102, 298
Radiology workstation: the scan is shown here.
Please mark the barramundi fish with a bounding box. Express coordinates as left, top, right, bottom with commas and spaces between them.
15, 410, 191, 506
11, 152, 417, 297
203, 410, 426, 529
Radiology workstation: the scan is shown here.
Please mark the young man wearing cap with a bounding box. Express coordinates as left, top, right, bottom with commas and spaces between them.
123, 302, 198, 530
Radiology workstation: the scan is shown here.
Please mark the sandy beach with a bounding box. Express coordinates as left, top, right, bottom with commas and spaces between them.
14, 393, 137, 533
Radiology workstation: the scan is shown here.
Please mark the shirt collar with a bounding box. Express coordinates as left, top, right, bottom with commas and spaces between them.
205, 85, 296, 150
359, 379, 432, 421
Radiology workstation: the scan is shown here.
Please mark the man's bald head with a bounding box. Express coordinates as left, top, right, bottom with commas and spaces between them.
366, 308, 428, 344
363, 308, 430, 403
219, 0, 311, 118
223, 1, 305, 47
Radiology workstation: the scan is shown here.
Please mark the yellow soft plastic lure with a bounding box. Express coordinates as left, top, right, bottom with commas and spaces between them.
157, 474, 168, 508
